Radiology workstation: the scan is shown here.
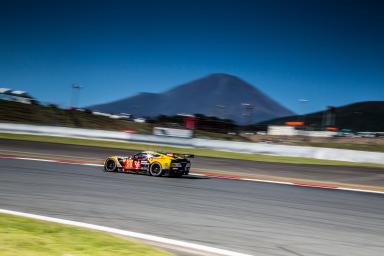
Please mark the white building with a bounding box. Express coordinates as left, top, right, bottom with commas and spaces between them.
0, 88, 35, 104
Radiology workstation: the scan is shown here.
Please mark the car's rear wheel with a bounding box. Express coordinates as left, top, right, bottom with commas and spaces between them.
104, 159, 117, 172
149, 163, 163, 177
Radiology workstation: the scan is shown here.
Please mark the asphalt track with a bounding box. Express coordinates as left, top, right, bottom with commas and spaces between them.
1, 156, 384, 255
1, 139, 384, 187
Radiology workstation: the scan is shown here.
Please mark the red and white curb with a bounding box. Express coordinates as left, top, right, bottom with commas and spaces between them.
0, 208, 251, 256
197, 173, 384, 195
1, 154, 384, 195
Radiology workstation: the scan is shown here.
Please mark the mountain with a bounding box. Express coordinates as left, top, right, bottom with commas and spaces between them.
260, 101, 384, 131
89, 73, 294, 124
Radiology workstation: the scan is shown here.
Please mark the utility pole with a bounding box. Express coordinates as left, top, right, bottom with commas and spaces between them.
322, 106, 336, 128
215, 104, 225, 119
298, 99, 309, 127
241, 103, 254, 126
71, 84, 82, 108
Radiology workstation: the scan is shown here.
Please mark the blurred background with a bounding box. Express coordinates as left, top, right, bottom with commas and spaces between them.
1, 75, 383, 152
1, 1, 384, 256
0, 0, 383, 151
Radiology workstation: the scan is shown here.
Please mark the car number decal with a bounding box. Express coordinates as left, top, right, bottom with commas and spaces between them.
124, 159, 133, 169
134, 160, 141, 169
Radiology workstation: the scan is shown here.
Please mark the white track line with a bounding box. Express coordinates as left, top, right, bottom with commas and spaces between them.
0, 209, 252, 256
1, 155, 384, 195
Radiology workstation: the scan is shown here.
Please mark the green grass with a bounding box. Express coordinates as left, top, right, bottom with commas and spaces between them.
1, 133, 383, 169
0, 100, 153, 133
0, 213, 171, 256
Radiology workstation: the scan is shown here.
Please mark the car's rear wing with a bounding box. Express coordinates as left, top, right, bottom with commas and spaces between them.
180, 154, 194, 158
164, 152, 194, 158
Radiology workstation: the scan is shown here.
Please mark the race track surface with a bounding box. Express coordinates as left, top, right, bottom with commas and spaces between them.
1, 158, 383, 256
1, 139, 384, 187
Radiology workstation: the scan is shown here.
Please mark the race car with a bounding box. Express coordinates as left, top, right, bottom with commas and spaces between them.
103, 151, 193, 177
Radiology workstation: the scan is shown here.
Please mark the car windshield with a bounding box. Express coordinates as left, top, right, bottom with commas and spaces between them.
134, 153, 146, 159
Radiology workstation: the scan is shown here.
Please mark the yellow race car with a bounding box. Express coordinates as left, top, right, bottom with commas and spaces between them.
104, 151, 193, 177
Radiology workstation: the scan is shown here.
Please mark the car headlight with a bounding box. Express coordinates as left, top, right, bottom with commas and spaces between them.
171, 163, 182, 167
186, 163, 191, 167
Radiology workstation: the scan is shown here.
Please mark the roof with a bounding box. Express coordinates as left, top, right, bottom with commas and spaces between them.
0, 88, 11, 94
9, 90, 33, 98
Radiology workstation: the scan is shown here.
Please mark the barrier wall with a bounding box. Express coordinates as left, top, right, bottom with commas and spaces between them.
153, 127, 193, 138
0, 123, 383, 165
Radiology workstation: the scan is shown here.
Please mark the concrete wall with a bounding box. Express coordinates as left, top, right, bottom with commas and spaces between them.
268, 125, 337, 137
268, 126, 298, 136
153, 127, 193, 138
1, 123, 383, 165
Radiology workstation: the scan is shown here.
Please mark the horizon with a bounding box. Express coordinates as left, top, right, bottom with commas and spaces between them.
88, 72, 384, 115
1, 0, 383, 114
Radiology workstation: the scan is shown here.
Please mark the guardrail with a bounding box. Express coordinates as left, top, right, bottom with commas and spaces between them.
153, 127, 193, 138
1, 123, 383, 165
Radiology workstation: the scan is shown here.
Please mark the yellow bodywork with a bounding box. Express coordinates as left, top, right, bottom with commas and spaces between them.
104, 151, 189, 172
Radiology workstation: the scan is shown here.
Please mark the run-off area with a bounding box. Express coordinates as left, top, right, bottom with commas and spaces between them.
0, 158, 383, 256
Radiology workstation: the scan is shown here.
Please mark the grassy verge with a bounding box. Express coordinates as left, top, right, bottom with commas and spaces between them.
0, 100, 153, 133
1, 133, 383, 169
0, 213, 171, 256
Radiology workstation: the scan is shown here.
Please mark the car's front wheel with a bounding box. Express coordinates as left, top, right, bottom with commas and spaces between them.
149, 163, 163, 177
104, 159, 117, 172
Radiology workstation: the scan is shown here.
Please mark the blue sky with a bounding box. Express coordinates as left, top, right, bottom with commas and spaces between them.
0, 0, 383, 113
